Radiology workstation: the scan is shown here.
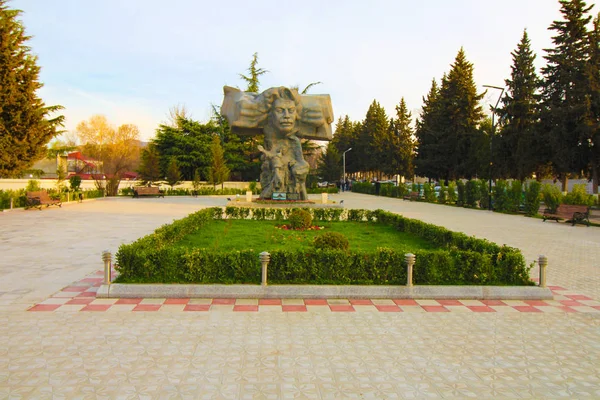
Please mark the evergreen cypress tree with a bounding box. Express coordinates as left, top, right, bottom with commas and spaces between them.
415, 79, 445, 180
208, 135, 230, 189
137, 145, 162, 184
497, 30, 542, 181
389, 98, 415, 179
585, 13, 600, 193
239, 52, 268, 93
540, 0, 593, 190
0, 1, 64, 177
357, 100, 389, 179
437, 48, 485, 180
166, 157, 182, 188
317, 142, 342, 182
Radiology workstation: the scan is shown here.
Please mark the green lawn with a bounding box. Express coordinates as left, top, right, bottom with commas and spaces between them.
177, 219, 437, 253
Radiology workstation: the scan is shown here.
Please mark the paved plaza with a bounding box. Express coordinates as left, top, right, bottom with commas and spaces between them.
1, 194, 599, 399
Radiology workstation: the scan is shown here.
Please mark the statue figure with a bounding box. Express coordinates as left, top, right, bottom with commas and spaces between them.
221, 86, 333, 200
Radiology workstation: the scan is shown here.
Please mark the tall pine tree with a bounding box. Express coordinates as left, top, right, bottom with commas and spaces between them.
332, 115, 359, 175
387, 98, 415, 179
0, 1, 64, 177
540, 0, 593, 190
585, 13, 600, 193
415, 79, 445, 180
497, 30, 542, 181
357, 101, 389, 179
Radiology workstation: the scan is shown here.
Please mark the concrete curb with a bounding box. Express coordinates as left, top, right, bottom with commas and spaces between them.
97, 283, 553, 300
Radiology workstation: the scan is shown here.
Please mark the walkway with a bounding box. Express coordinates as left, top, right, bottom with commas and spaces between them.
1, 194, 599, 399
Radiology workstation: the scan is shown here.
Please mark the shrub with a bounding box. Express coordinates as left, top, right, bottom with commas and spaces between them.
25, 179, 41, 192
564, 184, 594, 206
493, 180, 510, 212
447, 182, 458, 204
478, 179, 490, 210
352, 182, 375, 194
438, 184, 447, 204
313, 232, 349, 251
456, 180, 465, 206
288, 209, 313, 230
524, 181, 541, 216
465, 180, 479, 208
69, 176, 82, 191
541, 184, 563, 213
507, 180, 522, 213
423, 183, 436, 203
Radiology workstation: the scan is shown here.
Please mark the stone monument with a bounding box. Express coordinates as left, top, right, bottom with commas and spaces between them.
221, 86, 333, 200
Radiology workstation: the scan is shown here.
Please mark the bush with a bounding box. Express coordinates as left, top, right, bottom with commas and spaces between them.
438, 184, 447, 204
524, 181, 541, 216
507, 180, 523, 213
423, 183, 436, 203
564, 184, 594, 206
478, 180, 490, 210
456, 180, 465, 206
541, 184, 563, 213
465, 180, 479, 208
288, 209, 313, 230
447, 182, 458, 204
493, 180, 510, 212
25, 179, 41, 192
313, 232, 349, 251
69, 176, 82, 191
352, 182, 375, 195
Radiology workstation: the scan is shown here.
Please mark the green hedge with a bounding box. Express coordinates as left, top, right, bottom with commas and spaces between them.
115, 207, 533, 286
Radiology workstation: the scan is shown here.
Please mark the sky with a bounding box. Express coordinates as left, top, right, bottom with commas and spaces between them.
11, 0, 600, 142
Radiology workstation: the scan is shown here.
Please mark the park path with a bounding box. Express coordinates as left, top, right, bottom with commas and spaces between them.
1, 194, 599, 399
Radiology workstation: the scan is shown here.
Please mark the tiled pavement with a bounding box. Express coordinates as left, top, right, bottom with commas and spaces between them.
2, 195, 600, 398
28, 271, 600, 314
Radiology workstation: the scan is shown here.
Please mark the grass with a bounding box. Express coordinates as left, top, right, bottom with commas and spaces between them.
176, 219, 437, 254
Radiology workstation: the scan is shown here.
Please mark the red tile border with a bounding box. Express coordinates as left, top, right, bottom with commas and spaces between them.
393, 299, 418, 306
80, 304, 111, 312
480, 300, 507, 306
513, 306, 542, 313
66, 298, 95, 305
282, 305, 307, 312
438, 300, 463, 306
184, 304, 210, 311
75, 291, 97, 298
28, 304, 61, 312
164, 298, 190, 305
80, 278, 103, 283
592, 306, 600, 311
524, 300, 549, 306
212, 298, 235, 305
565, 295, 593, 301
467, 306, 496, 312
559, 300, 584, 307
132, 304, 161, 312
422, 306, 449, 312
329, 305, 355, 312
259, 299, 282, 305
304, 299, 328, 305
115, 298, 143, 305
375, 305, 402, 312
62, 286, 89, 292
349, 299, 373, 305
548, 286, 567, 291
556, 306, 578, 313
233, 305, 258, 312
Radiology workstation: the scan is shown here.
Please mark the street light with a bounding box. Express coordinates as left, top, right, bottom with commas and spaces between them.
343, 148, 352, 182
483, 85, 505, 211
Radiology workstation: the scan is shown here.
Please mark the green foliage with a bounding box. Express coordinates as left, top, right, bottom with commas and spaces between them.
465, 180, 479, 208
355, 101, 389, 175
0, 1, 65, 177
239, 52, 267, 93
352, 182, 375, 195
138, 145, 162, 184
524, 181, 542, 216
208, 135, 230, 188
478, 179, 490, 210
192, 169, 201, 191
564, 184, 594, 206
69, 175, 82, 191
317, 142, 341, 182
385, 98, 415, 178
288, 209, 313, 230
507, 180, 523, 213
541, 184, 563, 213
423, 183, 436, 203
115, 208, 532, 286
165, 157, 182, 188
25, 179, 41, 192
447, 181, 458, 204
313, 232, 349, 251
307, 187, 339, 194
456, 180, 465, 206
493, 180, 510, 213
438, 184, 447, 204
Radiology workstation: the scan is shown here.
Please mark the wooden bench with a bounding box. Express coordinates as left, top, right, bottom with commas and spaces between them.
543, 204, 591, 226
403, 191, 420, 201
133, 186, 165, 198
26, 191, 62, 210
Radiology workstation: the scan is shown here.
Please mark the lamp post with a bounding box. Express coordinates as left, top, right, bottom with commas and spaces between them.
483, 85, 504, 211
343, 148, 352, 182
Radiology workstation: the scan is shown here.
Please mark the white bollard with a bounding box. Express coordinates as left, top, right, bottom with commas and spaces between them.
538, 255, 547, 288
259, 252, 270, 286
405, 253, 416, 287
102, 251, 112, 285
246, 191, 253, 202
321, 192, 328, 204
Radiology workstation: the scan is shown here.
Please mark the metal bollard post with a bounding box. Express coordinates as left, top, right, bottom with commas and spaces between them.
10, 197, 13, 210
102, 250, 112, 285
538, 255, 547, 288
405, 253, 416, 287
259, 252, 270, 286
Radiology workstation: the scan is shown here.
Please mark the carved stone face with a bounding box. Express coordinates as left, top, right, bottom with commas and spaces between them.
270, 98, 297, 134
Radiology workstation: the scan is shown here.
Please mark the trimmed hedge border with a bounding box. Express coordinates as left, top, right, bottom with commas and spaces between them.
115, 207, 533, 286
